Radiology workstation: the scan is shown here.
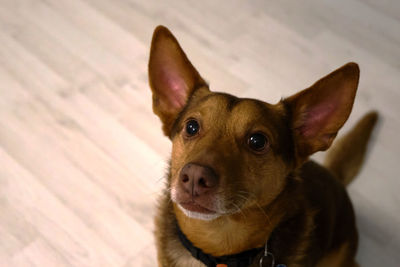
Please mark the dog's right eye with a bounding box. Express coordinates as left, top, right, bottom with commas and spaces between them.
247, 132, 269, 153
185, 119, 200, 137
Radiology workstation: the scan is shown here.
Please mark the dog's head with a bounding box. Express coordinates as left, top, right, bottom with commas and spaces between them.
148, 26, 359, 221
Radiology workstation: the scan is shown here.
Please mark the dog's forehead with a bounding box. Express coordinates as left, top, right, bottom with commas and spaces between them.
192, 92, 279, 124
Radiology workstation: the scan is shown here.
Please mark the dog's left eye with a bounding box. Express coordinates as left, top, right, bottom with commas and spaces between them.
185, 119, 200, 136
248, 133, 268, 152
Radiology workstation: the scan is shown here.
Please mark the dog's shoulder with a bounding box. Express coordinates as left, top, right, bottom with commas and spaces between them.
299, 160, 357, 251
299, 160, 349, 209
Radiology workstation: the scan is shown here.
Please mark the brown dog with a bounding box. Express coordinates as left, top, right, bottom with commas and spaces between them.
148, 26, 377, 267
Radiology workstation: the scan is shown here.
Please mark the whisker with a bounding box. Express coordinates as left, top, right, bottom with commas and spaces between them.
254, 201, 272, 226
155, 175, 165, 184
234, 190, 272, 226
231, 202, 247, 220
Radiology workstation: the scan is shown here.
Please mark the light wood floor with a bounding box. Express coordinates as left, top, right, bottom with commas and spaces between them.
0, 0, 399, 266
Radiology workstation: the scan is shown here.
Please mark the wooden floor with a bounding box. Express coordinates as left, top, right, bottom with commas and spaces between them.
0, 0, 399, 266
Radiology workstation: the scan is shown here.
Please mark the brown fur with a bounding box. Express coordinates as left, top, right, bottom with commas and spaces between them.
149, 26, 378, 267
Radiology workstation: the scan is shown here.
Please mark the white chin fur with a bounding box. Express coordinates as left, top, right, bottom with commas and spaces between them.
177, 204, 221, 221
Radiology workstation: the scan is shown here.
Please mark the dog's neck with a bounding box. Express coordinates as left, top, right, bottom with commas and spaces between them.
173, 202, 284, 257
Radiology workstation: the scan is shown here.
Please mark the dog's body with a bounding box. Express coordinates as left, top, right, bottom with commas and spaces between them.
148, 26, 377, 267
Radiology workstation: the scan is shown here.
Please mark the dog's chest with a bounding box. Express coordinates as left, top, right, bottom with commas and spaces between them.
166, 237, 205, 267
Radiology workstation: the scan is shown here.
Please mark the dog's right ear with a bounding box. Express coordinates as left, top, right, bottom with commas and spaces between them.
283, 63, 360, 163
148, 26, 207, 137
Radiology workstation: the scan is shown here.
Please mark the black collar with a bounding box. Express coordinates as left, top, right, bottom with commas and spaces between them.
176, 223, 265, 267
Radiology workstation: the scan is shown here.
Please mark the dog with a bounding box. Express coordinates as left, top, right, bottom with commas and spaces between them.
148, 25, 378, 267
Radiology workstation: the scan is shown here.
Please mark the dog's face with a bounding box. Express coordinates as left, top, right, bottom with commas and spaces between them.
168, 89, 294, 220
148, 26, 359, 221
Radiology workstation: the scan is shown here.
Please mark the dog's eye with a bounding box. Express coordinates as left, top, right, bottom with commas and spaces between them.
248, 133, 268, 152
185, 119, 200, 136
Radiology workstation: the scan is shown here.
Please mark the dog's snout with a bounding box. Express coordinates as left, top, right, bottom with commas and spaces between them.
179, 163, 218, 196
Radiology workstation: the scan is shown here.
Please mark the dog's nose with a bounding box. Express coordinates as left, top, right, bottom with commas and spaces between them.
179, 163, 218, 196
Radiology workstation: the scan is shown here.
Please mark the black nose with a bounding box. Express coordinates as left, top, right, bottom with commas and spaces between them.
179, 163, 218, 196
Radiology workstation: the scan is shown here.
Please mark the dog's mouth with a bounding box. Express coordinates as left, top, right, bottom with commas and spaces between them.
171, 184, 250, 221
176, 201, 222, 221
179, 201, 216, 214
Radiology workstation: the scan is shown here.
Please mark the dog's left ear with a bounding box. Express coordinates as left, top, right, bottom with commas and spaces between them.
148, 25, 208, 136
283, 63, 359, 161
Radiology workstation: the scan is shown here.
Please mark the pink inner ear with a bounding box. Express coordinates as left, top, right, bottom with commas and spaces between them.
159, 69, 188, 110
299, 101, 337, 138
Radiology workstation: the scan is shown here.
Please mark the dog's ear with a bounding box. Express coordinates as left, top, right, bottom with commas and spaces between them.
283, 63, 359, 161
148, 25, 207, 136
